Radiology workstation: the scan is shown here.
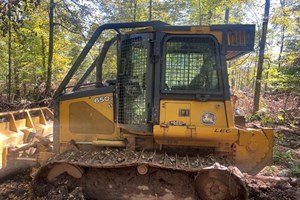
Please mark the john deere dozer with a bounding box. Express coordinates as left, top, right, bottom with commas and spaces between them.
0, 21, 273, 200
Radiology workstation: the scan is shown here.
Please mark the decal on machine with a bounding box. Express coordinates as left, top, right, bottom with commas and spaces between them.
214, 128, 231, 133
94, 96, 112, 103
168, 120, 186, 126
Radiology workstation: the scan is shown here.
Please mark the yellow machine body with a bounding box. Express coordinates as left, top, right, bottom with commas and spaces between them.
0, 23, 274, 199
58, 92, 120, 147
154, 100, 237, 146
52, 24, 274, 175
57, 94, 273, 175
152, 99, 273, 174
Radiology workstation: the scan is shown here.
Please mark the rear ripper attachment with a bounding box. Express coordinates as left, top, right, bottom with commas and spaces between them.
30, 21, 273, 200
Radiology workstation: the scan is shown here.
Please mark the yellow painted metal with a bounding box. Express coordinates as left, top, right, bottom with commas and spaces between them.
224, 100, 235, 128
154, 125, 238, 147
127, 26, 223, 44
233, 128, 274, 175
91, 140, 125, 147
153, 100, 238, 147
1, 146, 7, 169
261, 128, 274, 166
0, 107, 53, 169
59, 92, 120, 146
164, 103, 191, 125
153, 99, 273, 174
160, 100, 230, 127
165, 26, 223, 43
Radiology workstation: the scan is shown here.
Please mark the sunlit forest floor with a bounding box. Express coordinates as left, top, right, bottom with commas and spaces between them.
0, 91, 299, 200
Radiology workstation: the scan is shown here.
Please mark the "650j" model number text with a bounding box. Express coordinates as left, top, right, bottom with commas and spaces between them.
94, 96, 112, 103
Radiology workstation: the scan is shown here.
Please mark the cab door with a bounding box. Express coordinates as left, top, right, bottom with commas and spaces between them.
117, 33, 153, 133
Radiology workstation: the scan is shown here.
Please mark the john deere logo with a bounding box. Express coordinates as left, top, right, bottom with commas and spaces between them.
201, 112, 216, 125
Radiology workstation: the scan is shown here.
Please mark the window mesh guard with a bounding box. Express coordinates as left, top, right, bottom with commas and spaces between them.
164, 37, 220, 92
118, 37, 148, 125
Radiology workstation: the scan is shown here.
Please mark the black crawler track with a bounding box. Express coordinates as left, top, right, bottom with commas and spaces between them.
32, 148, 248, 199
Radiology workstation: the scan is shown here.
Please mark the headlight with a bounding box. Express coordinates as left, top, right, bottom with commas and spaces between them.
201, 112, 216, 125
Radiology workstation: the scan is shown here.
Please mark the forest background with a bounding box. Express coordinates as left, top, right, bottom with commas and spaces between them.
0, 0, 299, 125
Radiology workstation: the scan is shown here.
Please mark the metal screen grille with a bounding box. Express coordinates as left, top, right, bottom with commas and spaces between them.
118, 37, 148, 125
164, 37, 219, 92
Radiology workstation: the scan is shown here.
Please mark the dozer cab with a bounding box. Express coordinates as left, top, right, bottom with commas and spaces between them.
1, 21, 273, 200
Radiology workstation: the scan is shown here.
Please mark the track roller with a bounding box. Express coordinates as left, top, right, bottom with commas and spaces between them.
47, 163, 84, 182
137, 164, 149, 175
195, 169, 248, 200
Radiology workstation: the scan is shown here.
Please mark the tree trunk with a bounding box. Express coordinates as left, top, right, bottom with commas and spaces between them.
278, 0, 286, 68
133, 0, 137, 22
46, 0, 54, 95
238, 69, 241, 90
8, 4, 12, 102
264, 74, 268, 91
224, 8, 229, 24
278, 26, 285, 68
252, 51, 258, 90
231, 68, 236, 90
253, 0, 270, 114
14, 67, 20, 98
41, 36, 47, 81
264, 60, 270, 91
246, 63, 251, 87
283, 92, 290, 119
149, 0, 152, 21
198, 0, 202, 25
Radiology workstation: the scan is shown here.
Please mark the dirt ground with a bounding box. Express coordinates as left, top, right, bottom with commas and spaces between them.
0, 125, 299, 200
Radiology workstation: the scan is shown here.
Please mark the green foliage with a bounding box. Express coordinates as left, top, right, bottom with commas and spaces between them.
247, 108, 274, 126
0, 0, 299, 100
268, 64, 300, 93
0, 0, 41, 36
188, 0, 249, 25
0, 0, 104, 99
273, 149, 294, 164
273, 149, 300, 177
291, 162, 300, 177
267, 0, 300, 94
228, 0, 300, 98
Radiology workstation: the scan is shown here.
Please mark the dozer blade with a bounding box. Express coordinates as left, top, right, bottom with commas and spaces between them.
0, 107, 53, 180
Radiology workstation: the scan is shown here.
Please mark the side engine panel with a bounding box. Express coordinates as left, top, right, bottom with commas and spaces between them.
153, 100, 238, 152
58, 91, 120, 151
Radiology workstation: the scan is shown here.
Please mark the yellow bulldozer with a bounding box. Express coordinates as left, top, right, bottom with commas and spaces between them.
0, 21, 273, 200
